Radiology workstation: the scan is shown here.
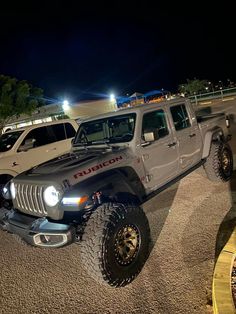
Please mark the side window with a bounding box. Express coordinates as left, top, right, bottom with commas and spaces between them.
142, 109, 169, 141
170, 104, 191, 131
65, 123, 76, 138
51, 124, 66, 141
20, 126, 55, 149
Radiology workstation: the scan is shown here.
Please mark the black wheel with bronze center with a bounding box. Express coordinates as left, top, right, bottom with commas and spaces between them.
80, 202, 150, 287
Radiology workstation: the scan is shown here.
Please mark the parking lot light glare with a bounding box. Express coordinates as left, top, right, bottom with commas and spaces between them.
62, 100, 69, 111
110, 93, 115, 101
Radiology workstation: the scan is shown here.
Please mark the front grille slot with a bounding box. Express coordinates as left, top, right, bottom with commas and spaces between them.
15, 183, 47, 216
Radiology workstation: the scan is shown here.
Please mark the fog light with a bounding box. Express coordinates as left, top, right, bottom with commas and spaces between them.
33, 233, 68, 247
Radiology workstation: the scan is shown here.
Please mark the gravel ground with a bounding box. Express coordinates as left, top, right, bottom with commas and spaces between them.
0, 100, 235, 314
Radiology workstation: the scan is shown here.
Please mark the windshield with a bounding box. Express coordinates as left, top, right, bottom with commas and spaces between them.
74, 113, 136, 146
0, 130, 24, 152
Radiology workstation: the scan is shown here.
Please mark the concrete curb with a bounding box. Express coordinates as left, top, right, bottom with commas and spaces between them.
213, 228, 236, 314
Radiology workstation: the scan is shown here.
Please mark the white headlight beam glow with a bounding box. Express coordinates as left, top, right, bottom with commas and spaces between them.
43, 186, 60, 207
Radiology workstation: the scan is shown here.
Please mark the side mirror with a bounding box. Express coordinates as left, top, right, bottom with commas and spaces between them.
143, 131, 156, 142
18, 138, 36, 152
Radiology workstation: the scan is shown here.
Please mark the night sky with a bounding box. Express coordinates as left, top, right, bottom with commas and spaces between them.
0, 2, 235, 102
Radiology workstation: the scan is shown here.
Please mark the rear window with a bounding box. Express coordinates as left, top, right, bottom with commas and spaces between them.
170, 104, 191, 131
51, 124, 66, 141
65, 123, 76, 138
20, 126, 57, 148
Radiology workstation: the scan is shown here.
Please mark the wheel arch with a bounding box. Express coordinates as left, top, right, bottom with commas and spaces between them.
67, 167, 146, 205
202, 127, 225, 159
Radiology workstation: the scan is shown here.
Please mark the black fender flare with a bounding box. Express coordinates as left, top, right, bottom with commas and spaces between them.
202, 127, 225, 159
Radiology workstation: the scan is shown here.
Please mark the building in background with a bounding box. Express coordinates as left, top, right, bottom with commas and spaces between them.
62, 98, 117, 122
3, 98, 117, 132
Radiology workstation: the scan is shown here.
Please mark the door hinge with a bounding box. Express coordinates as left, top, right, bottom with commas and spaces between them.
142, 154, 149, 161
145, 174, 153, 182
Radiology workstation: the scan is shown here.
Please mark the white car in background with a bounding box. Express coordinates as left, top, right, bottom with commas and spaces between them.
0, 119, 79, 202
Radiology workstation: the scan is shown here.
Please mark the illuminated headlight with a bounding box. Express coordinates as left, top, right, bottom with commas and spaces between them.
43, 186, 60, 207
1, 182, 11, 200
3, 187, 8, 194
10, 182, 16, 199
62, 195, 88, 206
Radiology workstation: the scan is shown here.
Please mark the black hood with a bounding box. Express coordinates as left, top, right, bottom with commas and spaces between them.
27, 151, 101, 175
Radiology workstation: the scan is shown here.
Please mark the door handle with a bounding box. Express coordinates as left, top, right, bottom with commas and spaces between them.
46, 148, 57, 152
167, 142, 177, 148
189, 133, 196, 138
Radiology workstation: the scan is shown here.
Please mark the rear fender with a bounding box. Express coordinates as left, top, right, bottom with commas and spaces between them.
202, 127, 224, 159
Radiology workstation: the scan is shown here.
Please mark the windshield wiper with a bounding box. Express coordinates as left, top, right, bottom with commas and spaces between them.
91, 139, 110, 144
74, 139, 119, 152
73, 138, 124, 152
90, 140, 115, 151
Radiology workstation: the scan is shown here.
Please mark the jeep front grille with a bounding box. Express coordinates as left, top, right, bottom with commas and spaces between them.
14, 183, 47, 216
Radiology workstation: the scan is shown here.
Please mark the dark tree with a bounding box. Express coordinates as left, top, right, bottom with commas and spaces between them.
178, 78, 208, 96
0, 75, 45, 132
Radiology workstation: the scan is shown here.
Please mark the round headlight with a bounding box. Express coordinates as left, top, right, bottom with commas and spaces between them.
10, 182, 16, 199
43, 186, 60, 207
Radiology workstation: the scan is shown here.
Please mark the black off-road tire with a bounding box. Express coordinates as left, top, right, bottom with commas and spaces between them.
204, 141, 233, 182
80, 202, 150, 287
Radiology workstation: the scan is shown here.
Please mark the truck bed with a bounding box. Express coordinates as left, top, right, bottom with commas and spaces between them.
197, 111, 229, 140
196, 112, 225, 123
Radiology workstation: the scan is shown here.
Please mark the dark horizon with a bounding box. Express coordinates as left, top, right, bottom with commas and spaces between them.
0, 2, 235, 102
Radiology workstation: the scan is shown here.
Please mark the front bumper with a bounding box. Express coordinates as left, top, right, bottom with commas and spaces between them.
0, 208, 75, 248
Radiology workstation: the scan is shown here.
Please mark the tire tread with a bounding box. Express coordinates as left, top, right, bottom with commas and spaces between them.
80, 202, 150, 287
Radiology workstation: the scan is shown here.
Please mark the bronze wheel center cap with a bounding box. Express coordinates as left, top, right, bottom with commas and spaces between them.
115, 225, 139, 265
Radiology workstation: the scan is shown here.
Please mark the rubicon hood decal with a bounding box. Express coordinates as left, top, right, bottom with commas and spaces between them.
74, 155, 123, 178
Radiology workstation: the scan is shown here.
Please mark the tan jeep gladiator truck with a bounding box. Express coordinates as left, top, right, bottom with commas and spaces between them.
0, 97, 233, 287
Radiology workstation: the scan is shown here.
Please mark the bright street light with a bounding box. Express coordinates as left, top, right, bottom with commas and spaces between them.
110, 93, 115, 101
62, 100, 69, 111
